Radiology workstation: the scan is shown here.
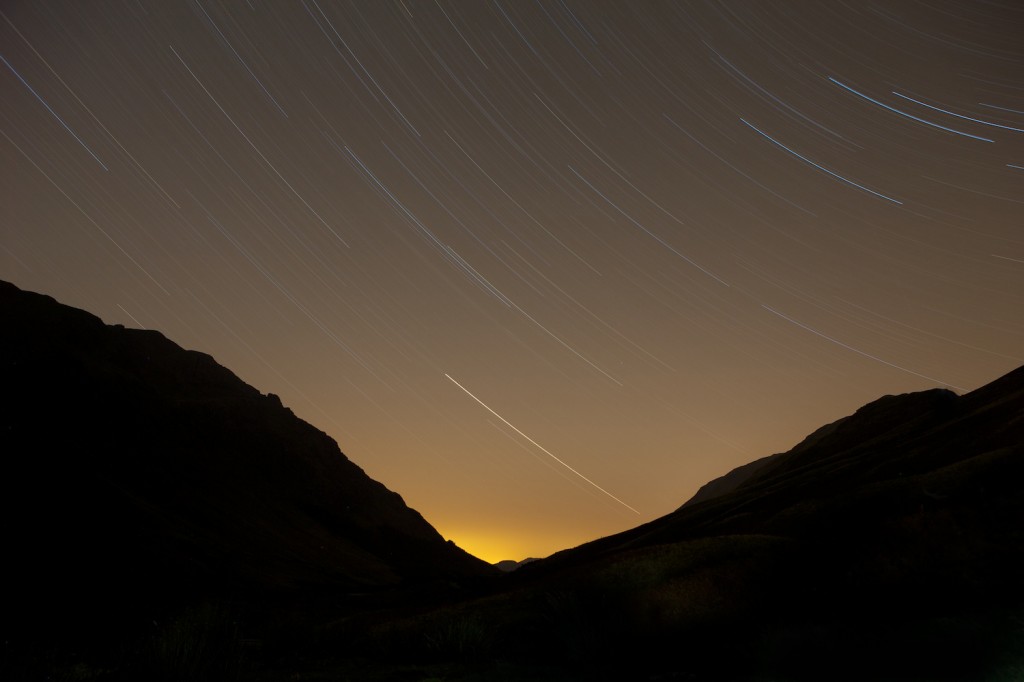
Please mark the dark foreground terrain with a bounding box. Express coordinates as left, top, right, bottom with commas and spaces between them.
2, 279, 1022, 681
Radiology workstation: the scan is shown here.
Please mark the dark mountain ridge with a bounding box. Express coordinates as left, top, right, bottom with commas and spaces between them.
493, 557, 539, 572
532, 371, 1022, 568
282, 361, 1022, 680
472, 362, 1024, 678
3, 278, 1021, 679
0, 280, 492, 648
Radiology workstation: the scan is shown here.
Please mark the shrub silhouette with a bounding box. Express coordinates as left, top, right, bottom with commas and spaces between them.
135, 602, 244, 682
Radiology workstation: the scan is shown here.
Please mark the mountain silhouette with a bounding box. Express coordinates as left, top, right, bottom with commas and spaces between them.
536, 372, 1022, 565
0, 280, 492, 651
490, 363, 1024, 678
3, 278, 1021, 680
493, 557, 539, 572
263, 361, 1022, 680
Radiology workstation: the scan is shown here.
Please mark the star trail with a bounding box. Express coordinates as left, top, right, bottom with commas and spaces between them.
2, 1, 1021, 562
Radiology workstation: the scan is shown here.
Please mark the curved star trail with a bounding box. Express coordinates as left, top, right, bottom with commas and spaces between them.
2, 1, 1021, 562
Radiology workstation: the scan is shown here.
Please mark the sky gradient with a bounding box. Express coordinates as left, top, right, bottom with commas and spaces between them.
3, 1, 1021, 562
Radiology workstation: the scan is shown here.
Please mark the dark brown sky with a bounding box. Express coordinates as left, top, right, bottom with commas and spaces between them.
3, 1, 1021, 562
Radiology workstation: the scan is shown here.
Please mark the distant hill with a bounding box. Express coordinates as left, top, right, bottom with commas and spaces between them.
493, 557, 539, 572
678, 451, 776, 508
0, 280, 493, 649
679, 385, 965, 509
542, 372, 1022, 564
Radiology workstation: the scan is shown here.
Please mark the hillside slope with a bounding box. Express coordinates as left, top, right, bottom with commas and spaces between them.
479, 364, 1024, 678
0, 280, 492, 647
543, 369, 1023, 563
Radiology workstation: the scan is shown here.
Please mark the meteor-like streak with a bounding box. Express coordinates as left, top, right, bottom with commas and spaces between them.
445, 374, 640, 515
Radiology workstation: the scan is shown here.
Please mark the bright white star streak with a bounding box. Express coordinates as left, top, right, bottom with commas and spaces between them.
444, 373, 640, 515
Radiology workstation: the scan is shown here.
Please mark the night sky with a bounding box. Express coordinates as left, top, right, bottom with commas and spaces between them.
3, 1, 1021, 563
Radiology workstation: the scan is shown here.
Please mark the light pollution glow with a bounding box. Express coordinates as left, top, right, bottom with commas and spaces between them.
2, 2, 1021, 563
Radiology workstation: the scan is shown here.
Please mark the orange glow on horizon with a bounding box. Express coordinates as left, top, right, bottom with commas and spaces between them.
442, 528, 584, 565
4, 1, 1019, 573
